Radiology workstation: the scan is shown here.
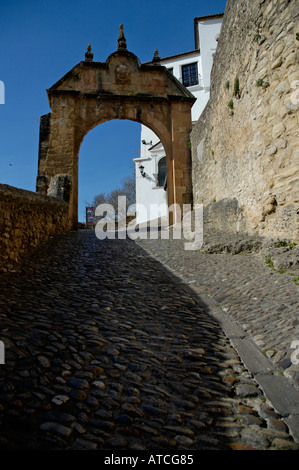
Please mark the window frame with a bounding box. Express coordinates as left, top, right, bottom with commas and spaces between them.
157, 156, 167, 187
181, 62, 199, 87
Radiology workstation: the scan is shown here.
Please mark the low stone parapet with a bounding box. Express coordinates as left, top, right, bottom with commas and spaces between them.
0, 184, 69, 271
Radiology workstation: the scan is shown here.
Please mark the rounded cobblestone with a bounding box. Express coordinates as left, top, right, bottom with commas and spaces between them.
0, 230, 298, 451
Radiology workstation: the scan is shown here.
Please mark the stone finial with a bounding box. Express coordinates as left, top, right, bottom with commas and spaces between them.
152, 48, 161, 64
118, 24, 127, 51
85, 43, 93, 62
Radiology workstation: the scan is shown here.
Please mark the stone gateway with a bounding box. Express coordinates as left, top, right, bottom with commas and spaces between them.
36, 25, 195, 229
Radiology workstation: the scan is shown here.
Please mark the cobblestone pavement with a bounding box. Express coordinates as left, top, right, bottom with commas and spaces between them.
135, 230, 299, 389
0, 230, 299, 451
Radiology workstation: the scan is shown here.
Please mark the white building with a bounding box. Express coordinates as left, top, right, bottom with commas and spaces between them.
133, 14, 223, 225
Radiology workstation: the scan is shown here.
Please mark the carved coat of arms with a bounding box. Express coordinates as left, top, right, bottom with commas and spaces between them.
115, 64, 131, 84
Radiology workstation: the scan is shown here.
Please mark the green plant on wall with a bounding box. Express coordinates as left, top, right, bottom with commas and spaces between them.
256, 78, 270, 89
226, 78, 240, 115
253, 33, 266, 45
233, 78, 240, 98
265, 255, 274, 269
253, 33, 261, 42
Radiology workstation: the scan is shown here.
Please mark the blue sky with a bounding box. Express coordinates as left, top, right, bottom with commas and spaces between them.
0, 0, 227, 222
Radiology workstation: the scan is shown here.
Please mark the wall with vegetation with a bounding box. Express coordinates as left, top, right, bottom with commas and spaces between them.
191, 0, 299, 242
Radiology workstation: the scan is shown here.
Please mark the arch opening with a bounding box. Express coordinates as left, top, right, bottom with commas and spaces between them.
78, 118, 170, 228
76, 116, 171, 228
78, 119, 141, 224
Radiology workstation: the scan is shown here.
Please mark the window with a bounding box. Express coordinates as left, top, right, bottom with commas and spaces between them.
157, 157, 167, 187
182, 62, 198, 87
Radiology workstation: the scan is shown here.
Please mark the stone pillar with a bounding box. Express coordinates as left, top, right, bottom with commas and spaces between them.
36, 91, 79, 229
170, 101, 193, 223
47, 174, 72, 202
36, 113, 51, 195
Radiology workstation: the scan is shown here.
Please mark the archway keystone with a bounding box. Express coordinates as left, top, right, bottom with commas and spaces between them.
36, 26, 196, 228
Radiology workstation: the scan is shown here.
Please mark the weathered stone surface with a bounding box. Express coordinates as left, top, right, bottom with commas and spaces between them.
0, 184, 69, 271
191, 0, 299, 243
47, 174, 72, 202
40, 421, 73, 437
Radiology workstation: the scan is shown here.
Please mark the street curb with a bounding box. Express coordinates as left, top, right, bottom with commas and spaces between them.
186, 282, 299, 444
138, 248, 299, 444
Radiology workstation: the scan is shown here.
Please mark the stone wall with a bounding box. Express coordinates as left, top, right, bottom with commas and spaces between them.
0, 184, 69, 271
191, 0, 299, 242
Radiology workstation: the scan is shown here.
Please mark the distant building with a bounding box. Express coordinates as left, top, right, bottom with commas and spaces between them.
133, 14, 223, 225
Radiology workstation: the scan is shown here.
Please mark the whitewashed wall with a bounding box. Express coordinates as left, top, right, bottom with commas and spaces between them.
196, 18, 223, 89
134, 17, 223, 225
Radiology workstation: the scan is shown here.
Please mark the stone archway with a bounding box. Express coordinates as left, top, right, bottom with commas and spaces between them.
36, 26, 196, 229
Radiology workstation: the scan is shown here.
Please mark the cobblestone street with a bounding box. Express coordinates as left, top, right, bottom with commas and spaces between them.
0, 230, 299, 451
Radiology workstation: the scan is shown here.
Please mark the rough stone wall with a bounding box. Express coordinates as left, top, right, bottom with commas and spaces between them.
0, 184, 69, 271
191, 0, 299, 242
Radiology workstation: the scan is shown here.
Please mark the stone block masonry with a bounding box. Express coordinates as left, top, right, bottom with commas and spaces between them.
0, 184, 69, 271
191, 0, 299, 243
